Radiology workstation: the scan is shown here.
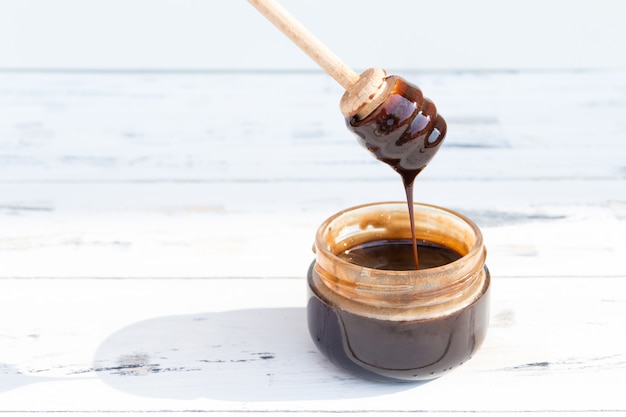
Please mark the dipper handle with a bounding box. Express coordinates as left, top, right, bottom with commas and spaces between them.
247, 0, 359, 89
247, 0, 390, 119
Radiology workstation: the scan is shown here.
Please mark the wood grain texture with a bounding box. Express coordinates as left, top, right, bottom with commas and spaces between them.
0, 70, 625, 414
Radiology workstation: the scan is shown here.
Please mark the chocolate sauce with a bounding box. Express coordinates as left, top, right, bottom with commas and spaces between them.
346, 76, 447, 269
338, 239, 461, 271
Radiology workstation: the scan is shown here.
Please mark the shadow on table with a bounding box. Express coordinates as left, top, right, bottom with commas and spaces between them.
93, 307, 417, 401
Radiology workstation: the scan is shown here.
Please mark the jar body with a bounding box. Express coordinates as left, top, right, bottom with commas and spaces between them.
307, 202, 490, 382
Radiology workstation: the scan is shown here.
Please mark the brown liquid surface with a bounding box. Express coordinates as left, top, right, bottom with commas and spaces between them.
346, 76, 447, 269
338, 239, 461, 271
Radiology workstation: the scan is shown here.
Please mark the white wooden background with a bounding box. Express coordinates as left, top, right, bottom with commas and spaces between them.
2, 68, 626, 416
2, 0, 626, 415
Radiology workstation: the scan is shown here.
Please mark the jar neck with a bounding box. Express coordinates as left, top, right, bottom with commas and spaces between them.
312, 202, 488, 320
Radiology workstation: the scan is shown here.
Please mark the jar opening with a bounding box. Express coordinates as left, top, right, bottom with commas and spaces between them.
315, 201, 484, 281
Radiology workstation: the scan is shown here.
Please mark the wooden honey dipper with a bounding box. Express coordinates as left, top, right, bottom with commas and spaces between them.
247, 0, 446, 178
248, 0, 448, 269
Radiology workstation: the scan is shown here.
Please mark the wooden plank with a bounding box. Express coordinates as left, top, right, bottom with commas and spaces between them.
0, 276, 625, 413
1, 70, 625, 414
1, 71, 625, 182
1, 180, 624, 278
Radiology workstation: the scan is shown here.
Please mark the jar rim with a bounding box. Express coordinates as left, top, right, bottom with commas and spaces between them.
314, 201, 484, 280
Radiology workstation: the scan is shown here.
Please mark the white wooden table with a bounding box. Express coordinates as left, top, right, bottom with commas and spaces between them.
1, 70, 625, 415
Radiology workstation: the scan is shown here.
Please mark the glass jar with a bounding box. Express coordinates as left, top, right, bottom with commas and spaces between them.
307, 202, 490, 382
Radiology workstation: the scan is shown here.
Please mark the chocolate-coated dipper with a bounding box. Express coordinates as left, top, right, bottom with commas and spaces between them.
340, 68, 446, 184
